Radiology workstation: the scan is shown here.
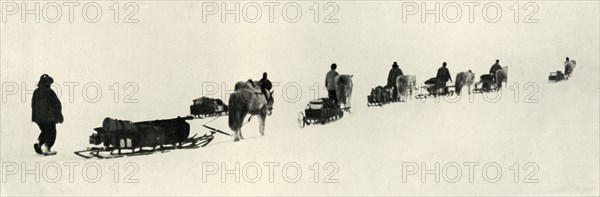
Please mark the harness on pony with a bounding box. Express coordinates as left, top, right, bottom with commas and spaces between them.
247, 79, 271, 101
245, 79, 272, 122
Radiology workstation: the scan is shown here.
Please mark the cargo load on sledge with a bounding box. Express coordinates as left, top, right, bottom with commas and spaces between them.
190, 97, 228, 118
75, 116, 222, 159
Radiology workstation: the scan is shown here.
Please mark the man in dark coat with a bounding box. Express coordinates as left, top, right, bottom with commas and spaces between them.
387, 62, 403, 99
436, 62, 452, 84
436, 62, 452, 92
258, 72, 272, 99
325, 63, 339, 104
489, 59, 502, 82
32, 74, 63, 155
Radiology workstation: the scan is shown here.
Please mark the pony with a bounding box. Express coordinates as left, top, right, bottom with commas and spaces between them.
565, 60, 576, 78
335, 75, 353, 112
495, 66, 508, 89
396, 75, 417, 102
228, 81, 274, 142
455, 70, 475, 95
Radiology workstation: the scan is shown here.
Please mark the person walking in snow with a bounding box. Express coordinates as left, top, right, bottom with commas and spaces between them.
32, 74, 63, 155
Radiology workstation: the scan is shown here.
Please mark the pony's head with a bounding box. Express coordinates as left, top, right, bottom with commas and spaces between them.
266, 90, 274, 116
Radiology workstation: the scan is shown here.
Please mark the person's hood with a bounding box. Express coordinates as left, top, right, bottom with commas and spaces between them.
38, 74, 54, 87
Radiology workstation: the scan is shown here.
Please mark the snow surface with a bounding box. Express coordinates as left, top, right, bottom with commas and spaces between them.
1, 1, 599, 196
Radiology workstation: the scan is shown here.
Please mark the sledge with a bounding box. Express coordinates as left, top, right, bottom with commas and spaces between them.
74, 116, 228, 159
367, 86, 401, 107
473, 74, 499, 93
548, 71, 566, 82
190, 97, 228, 118
298, 98, 345, 128
415, 77, 455, 99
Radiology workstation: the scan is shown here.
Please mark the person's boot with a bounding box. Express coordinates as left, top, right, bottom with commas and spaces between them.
33, 143, 43, 154
43, 144, 57, 155
41, 144, 48, 153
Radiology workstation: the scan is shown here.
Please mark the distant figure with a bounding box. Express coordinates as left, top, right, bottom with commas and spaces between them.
564, 57, 576, 78
387, 61, 403, 99
32, 74, 63, 155
489, 59, 502, 82
325, 63, 339, 104
436, 61, 452, 85
258, 72, 272, 99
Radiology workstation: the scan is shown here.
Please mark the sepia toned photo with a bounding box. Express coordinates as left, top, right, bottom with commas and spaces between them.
1, 0, 599, 196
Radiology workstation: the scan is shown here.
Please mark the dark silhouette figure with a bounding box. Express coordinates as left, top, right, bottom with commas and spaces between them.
325, 63, 339, 104
436, 62, 452, 93
32, 74, 63, 155
436, 62, 452, 84
258, 72, 272, 99
489, 59, 502, 82
387, 61, 404, 99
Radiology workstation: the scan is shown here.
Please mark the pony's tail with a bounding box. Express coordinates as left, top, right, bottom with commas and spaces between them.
397, 77, 407, 95
337, 86, 346, 105
455, 74, 463, 95
228, 93, 245, 131
495, 71, 506, 88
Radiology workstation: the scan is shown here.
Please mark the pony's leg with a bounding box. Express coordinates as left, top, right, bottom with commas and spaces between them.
399, 92, 403, 102
348, 97, 352, 113
234, 130, 240, 142
259, 115, 266, 136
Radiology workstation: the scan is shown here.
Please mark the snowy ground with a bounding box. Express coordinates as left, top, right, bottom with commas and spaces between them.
1, 1, 599, 196
1, 67, 598, 196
